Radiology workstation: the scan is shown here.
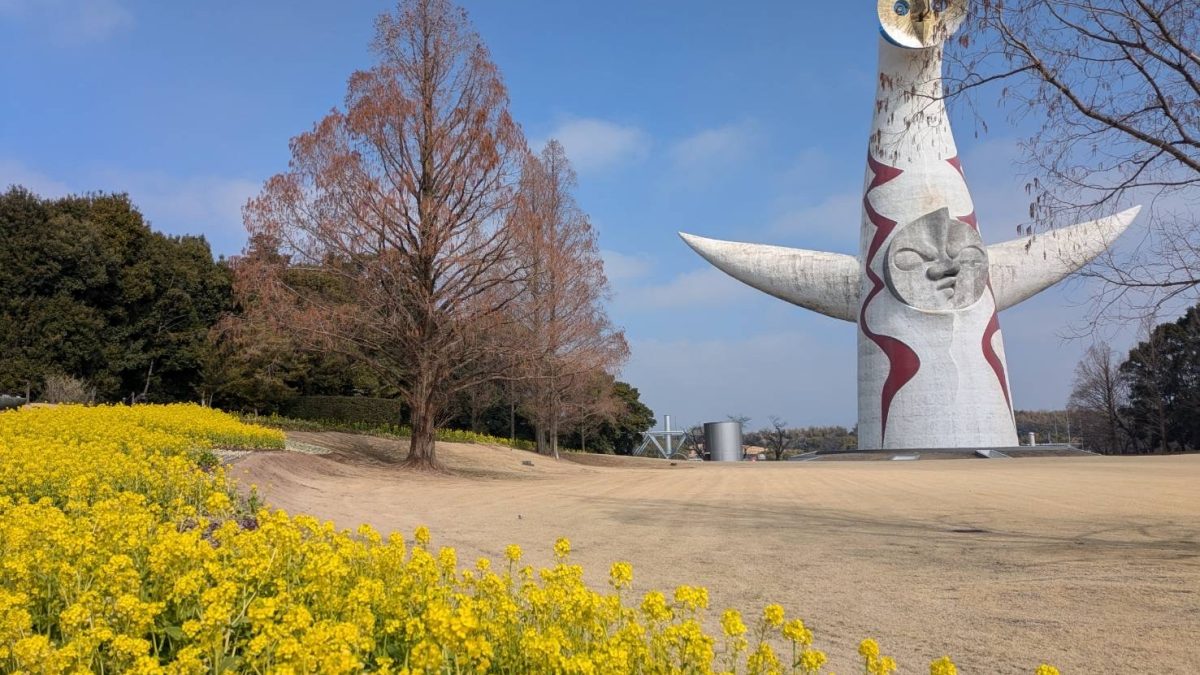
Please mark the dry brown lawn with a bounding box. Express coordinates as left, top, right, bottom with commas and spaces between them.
231, 432, 1200, 674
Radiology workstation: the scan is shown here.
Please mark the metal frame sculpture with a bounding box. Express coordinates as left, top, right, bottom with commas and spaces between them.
632, 416, 700, 459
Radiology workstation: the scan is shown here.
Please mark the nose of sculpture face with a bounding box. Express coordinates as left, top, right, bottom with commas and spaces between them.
926, 257, 960, 282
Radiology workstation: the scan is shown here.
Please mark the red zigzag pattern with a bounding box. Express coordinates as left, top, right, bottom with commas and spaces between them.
860, 155, 920, 442
947, 157, 1012, 413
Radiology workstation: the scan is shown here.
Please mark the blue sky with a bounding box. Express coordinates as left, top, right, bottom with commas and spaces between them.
1, 0, 1143, 430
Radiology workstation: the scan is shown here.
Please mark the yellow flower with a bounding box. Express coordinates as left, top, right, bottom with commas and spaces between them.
762, 603, 785, 627
609, 561, 633, 590
721, 609, 746, 637
553, 537, 571, 560
0, 403, 1059, 674
799, 647, 827, 674
505, 544, 522, 563
410, 639, 443, 670
859, 638, 880, 660
746, 641, 781, 673
930, 656, 958, 675
674, 585, 709, 612
1035, 666, 1061, 675
783, 618, 813, 646
640, 591, 672, 622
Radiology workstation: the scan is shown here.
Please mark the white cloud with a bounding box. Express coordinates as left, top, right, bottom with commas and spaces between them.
668, 121, 759, 175
601, 249, 652, 283
537, 118, 649, 173
0, 0, 133, 44
0, 158, 257, 256
92, 169, 259, 255
0, 159, 72, 196
617, 267, 754, 312
769, 191, 861, 248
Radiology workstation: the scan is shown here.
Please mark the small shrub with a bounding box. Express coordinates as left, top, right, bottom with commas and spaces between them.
41, 374, 93, 404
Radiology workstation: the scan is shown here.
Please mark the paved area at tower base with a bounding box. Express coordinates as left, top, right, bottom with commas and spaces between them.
234, 432, 1200, 674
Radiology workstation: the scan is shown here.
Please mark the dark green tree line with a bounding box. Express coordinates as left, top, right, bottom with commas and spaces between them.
0, 188, 230, 402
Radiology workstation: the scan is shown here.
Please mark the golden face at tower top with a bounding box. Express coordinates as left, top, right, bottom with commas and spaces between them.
878, 0, 966, 49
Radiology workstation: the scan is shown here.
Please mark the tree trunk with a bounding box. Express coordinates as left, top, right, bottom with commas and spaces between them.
141, 359, 154, 402
550, 416, 560, 460
404, 374, 441, 470
534, 424, 547, 456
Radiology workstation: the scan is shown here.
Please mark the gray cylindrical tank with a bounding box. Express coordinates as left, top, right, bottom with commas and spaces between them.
704, 421, 743, 462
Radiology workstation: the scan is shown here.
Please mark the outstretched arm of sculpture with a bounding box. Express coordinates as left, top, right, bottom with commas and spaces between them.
678, 232, 861, 322
987, 206, 1141, 311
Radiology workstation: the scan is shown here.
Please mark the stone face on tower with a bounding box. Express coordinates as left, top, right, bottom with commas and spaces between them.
679, 0, 1141, 450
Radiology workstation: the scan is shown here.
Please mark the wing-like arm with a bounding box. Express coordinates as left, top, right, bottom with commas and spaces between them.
679, 232, 860, 322
987, 206, 1141, 311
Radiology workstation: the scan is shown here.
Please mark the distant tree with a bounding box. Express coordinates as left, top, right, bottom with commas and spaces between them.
507, 140, 629, 458
793, 426, 857, 453
948, 1, 1200, 323
560, 373, 625, 454
1013, 410, 1077, 445
198, 315, 307, 413
1121, 308, 1200, 452
241, 0, 527, 469
760, 416, 799, 461
454, 379, 504, 434
1067, 344, 1132, 453
587, 381, 655, 455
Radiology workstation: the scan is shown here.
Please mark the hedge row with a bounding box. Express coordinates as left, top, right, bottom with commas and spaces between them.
283, 395, 406, 427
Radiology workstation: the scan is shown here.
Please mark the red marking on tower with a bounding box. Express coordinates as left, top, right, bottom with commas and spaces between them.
981, 305, 1012, 412
861, 154, 920, 442
958, 211, 978, 230
868, 154, 904, 191
947, 156, 965, 178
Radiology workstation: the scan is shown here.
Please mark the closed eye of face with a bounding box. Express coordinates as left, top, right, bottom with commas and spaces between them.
956, 245, 986, 267
893, 247, 934, 271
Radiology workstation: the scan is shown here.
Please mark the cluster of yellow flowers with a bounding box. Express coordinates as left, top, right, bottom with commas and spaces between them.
0, 404, 1062, 674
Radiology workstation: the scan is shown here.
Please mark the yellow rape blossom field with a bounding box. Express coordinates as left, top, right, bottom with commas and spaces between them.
0, 404, 1060, 674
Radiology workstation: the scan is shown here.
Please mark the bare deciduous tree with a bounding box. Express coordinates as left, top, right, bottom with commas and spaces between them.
240, 0, 526, 470
561, 374, 625, 454
762, 416, 796, 461
1067, 344, 1131, 452
508, 141, 628, 459
946, 0, 1199, 322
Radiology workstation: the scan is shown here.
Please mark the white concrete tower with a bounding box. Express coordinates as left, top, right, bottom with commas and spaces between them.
680, 0, 1140, 450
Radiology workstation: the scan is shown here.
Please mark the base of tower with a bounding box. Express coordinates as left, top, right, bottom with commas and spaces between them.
788, 444, 1098, 461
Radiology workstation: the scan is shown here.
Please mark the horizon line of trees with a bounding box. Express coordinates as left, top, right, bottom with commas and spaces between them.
0, 182, 655, 457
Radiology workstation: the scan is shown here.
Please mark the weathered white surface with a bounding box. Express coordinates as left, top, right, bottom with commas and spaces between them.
678, 233, 860, 322
852, 38, 1018, 450
988, 206, 1141, 311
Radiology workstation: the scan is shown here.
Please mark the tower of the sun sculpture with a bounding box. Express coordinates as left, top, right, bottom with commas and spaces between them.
680, 0, 1141, 450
